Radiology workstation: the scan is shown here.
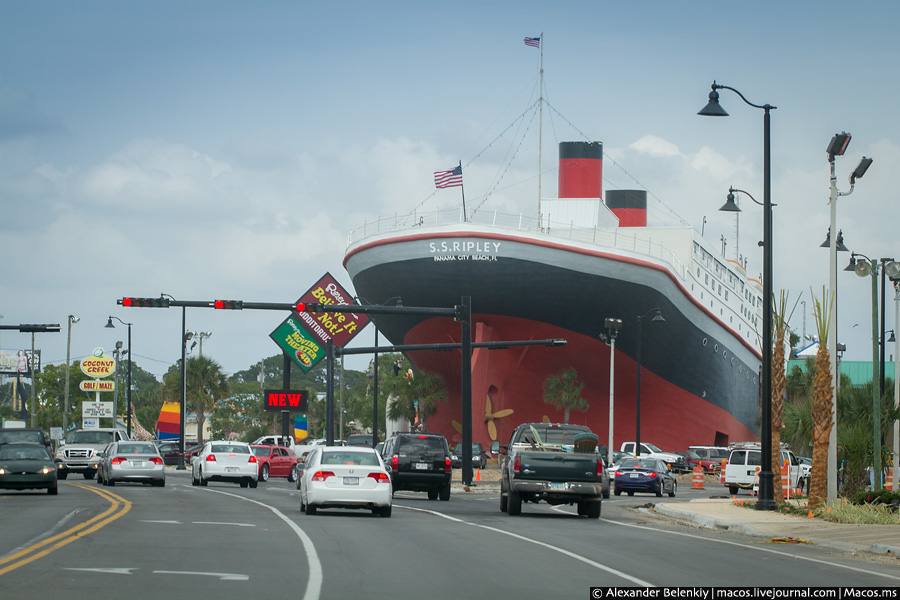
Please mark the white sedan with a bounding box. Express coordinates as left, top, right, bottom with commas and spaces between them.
191, 441, 259, 488
300, 446, 392, 517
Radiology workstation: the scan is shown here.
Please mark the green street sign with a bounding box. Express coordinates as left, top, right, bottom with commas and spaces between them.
270, 316, 325, 372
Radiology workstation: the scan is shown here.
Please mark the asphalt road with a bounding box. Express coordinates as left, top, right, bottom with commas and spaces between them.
1, 470, 897, 599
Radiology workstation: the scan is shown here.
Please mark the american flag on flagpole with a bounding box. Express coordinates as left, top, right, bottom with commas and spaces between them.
434, 165, 463, 188
524, 36, 540, 48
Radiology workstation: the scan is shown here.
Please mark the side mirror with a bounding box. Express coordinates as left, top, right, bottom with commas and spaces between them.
490, 440, 500, 455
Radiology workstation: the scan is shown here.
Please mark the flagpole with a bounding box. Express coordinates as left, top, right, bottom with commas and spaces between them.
459, 160, 466, 222
537, 31, 544, 228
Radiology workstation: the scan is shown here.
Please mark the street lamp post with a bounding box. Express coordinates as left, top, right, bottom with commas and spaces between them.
64, 315, 79, 435
635, 309, 664, 456
893, 277, 900, 490
602, 317, 623, 468
824, 133, 872, 503
847, 253, 900, 490
105, 316, 133, 438
700, 80, 777, 510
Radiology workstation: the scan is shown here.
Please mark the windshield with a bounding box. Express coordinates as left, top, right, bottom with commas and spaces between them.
0, 445, 51, 460
211, 444, 249, 454
321, 450, 380, 466
0, 430, 43, 445
520, 425, 589, 446
644, 443, 663, 453
67, 431, 115, 445
117, 443, 156, 455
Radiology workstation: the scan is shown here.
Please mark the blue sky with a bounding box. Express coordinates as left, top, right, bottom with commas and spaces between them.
2, 1, 899, 379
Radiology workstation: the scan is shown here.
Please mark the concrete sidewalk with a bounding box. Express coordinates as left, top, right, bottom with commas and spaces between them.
654, 498, 900, 556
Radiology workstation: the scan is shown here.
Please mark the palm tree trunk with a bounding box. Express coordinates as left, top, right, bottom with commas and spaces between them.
772, 325, 786, 505
810, 343, 833, 506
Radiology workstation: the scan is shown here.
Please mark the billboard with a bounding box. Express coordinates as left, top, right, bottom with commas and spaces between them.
270, 272, 369, 372
0, 349, 41, 376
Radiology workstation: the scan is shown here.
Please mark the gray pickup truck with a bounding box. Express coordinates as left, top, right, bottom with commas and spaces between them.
492, 423, 605, 518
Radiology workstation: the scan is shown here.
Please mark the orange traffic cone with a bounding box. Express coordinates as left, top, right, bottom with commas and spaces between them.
476, 468, 481, 482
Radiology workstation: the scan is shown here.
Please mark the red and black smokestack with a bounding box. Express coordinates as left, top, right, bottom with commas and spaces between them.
606, 189, 647, 227
558, 141, 603, 199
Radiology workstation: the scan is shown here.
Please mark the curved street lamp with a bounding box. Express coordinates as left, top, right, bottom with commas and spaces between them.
846, 252, 900, 490
106, 316, 133, 438
701, 81, 778, 510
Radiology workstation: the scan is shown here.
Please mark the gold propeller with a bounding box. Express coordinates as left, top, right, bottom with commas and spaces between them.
452, 396, 515, 441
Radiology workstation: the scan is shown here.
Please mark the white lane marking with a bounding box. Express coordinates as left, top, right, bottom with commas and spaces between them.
154, 570, 248, 581
203, 489, 322, 600
140, 520, 181, 524
65, 567, 136, 575
192, 521, 255, 527
396, 504, 653, 587
601, 516, 900, 582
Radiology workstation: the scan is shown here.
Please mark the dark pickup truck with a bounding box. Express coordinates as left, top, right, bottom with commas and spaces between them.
492, 423, 604, 518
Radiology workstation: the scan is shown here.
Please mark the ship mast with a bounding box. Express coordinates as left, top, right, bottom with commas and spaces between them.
537, 32, 544, 227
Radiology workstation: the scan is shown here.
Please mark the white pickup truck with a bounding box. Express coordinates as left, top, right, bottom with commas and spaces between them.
619, 442, 689, 473
723, 444, 802, 495
55, 428, 131, 480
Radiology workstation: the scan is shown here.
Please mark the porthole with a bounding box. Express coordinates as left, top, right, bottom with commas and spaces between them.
723, 351, 727, 358
714, 344, 719, 352
702, 338, 708, 347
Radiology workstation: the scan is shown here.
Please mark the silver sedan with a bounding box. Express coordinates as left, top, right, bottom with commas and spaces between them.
97, 441, 165, 487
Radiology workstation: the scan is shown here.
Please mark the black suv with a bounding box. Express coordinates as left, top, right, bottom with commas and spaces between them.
382, 433, 451, 500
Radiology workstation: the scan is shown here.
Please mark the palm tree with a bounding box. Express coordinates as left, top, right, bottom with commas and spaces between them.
809, 288, 834, 507
388, 370, 447, 429
542, 368, 588, 424
163, 355, 229, 445
770, 291, 798, 504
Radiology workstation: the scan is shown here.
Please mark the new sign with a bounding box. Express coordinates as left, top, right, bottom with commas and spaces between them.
264, 389, 309, 412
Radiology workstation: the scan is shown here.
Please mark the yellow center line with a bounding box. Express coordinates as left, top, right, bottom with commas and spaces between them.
0, 483, 132, 576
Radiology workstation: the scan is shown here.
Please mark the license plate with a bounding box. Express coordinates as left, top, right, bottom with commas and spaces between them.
132, 460, 144, 467
629, 473, 639, 478
549, 482, 565, 490
343, 477, 359, 485
415, 463, 429, 470
225, 467, 239, 473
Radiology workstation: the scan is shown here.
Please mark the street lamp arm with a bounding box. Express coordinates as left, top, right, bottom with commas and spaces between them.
712, 82, 776, 112
728, 187, 764, 207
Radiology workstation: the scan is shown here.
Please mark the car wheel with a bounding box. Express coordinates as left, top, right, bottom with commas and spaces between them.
249, 478, 258, 489
107, 479, 115, 487
439, 483, 451, 501
260, 464, 269, 482
602, 487, 610, 499
306, 503, 317, 515
57, 471, 68, 480
83, 471, 94, 480
379, 505, 392, 518
427, 488, 438, 500
668, 481, 677, 498
500, 493, 508, 512
158, 479, 166, 488
199, 470, 208, 486
96, 470, 103, 485
191, 470, 199, 486
728, 485, 738, 495
577, 501, 586, 516
48, 485, 58, 495
586, 501, 601, 519
240, 481, 248, 488
508, 491, 522, 516
614, 489, 621, 496
288, 465, 299, 482
626, 491, 634, 496
656, 483, 663, 497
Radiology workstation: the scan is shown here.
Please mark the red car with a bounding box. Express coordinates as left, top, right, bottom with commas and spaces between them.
681, 450, 720, 473
250, 445, 300, 482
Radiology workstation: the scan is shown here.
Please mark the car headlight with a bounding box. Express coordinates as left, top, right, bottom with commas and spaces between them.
41, 466, 53, 475
0, 468, 6, 475
56, 449, 65, 458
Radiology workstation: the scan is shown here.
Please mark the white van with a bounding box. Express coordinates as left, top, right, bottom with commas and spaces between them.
723, 444, 801, 495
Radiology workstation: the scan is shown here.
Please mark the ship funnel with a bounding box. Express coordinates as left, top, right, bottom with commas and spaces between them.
606, 190, 647, 227
558, 141, 603, 199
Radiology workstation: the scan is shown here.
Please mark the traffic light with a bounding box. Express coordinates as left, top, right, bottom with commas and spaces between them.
214, 300, 243, 310
294, 302, 322, 312
119, 297, 170, 308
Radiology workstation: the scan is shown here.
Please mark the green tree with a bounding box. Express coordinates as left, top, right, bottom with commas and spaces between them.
388, 368, 447, 429
543, 368, 588, 424
163, 355, 229, 445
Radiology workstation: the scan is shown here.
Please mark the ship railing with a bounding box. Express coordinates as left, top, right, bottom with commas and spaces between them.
347, 208, 689, 280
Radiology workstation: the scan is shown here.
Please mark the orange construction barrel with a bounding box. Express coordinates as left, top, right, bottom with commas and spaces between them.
691, 465, 705, 489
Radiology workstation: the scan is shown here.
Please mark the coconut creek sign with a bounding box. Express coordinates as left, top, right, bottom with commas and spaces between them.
269, 273, 370, 372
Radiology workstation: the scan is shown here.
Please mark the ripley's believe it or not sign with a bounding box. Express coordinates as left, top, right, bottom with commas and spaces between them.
269, 273, 370, 372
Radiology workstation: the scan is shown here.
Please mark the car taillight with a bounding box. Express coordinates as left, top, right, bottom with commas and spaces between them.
444, 457, 451, 473
248, 455, 257, 463
150, 457, 163, 465
206, 454, 216, 462
311, 470, 334, 481
513, 455, 520, 474
367, 472, 390, 483
596, 459, 604, 476
111, 457, 125, 465
391, 455, 399, 471
647, 472, 657, 478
